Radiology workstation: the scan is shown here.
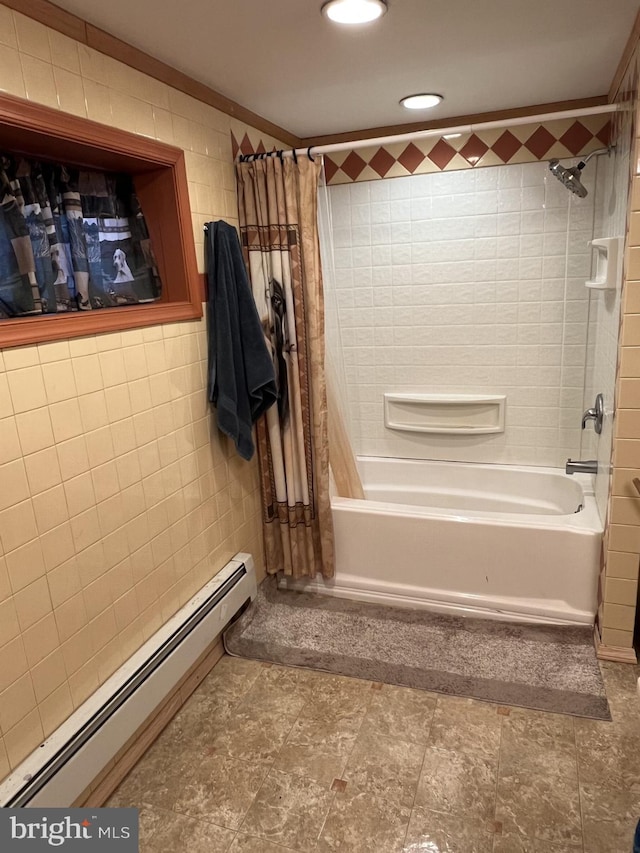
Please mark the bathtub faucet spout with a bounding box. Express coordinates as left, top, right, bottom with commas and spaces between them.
565, 459, 598, 475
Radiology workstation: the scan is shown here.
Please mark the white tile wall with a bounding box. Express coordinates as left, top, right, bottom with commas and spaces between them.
584, 136, 631, 521
327, 160, 597, 467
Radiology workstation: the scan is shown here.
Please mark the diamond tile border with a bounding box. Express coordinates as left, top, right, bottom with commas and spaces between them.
231, 129, 282, 160
231, 115, 612, 185
323, 114, 611, 184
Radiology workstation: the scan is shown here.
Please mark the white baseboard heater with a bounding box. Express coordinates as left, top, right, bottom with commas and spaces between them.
0, 552, 257, 808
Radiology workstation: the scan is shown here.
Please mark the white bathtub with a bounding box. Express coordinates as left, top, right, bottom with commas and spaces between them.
282, 456, 603, 626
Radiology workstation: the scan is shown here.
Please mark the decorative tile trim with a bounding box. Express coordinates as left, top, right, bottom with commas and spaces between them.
323, 115, 612, 184
232, 116, 612, 184
231, 128, 280, 159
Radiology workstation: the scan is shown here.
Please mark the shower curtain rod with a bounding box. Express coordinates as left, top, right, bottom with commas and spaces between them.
242, 103, 620, 160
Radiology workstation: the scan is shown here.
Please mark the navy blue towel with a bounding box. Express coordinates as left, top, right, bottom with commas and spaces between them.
206, 221, 277, 460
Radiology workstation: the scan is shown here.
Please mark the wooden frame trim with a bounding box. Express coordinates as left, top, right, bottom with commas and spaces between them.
85, 25, 299, 148
0, 90, 189, 168
1, 302, 201, 349
2, 0, 299, 148
4, 0, 624, 155
7, 2, 618, 153
2, 0, 87, 42
298, 96, 610, 148
0, 91, 202, 348
609, 5, 640, 102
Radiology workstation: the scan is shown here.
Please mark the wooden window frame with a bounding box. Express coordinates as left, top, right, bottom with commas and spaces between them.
0, 92, 202, 349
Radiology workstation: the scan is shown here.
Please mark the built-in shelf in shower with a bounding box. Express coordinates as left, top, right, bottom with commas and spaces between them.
383, 393, 506, 435
585, 237, 623, 290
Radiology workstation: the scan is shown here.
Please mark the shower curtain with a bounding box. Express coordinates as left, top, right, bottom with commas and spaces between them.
317, 167, 364, 500
0, 155, 161, 317
236, 155, 334, 579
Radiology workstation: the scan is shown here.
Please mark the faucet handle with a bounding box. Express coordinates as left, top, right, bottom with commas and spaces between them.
581, 393, 604, 435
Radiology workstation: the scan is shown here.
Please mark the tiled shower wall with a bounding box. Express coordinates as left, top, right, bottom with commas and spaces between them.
328, 160, 596, 467
0, 5, 284, 782
583, 136, 631, 523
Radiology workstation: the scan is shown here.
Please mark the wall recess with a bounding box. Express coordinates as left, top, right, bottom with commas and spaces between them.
0, 92, 201, 349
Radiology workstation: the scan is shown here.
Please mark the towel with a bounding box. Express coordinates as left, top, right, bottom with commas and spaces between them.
206, 220, 277, 460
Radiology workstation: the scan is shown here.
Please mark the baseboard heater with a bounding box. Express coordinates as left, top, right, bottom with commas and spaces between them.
0, 553, 257, 809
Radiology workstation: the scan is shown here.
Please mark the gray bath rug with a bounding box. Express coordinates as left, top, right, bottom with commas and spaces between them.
224, 577, 611, 720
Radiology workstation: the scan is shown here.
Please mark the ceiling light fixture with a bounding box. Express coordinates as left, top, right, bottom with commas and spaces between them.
321, 0, 387, 25
400, 93, 444, 110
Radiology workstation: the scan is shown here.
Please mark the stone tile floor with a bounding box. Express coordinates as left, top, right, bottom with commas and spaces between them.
108, 654, 640, 852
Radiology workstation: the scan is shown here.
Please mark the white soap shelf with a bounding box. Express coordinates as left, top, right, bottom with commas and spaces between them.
586, 237, 622, 290
383, 393, 506, 435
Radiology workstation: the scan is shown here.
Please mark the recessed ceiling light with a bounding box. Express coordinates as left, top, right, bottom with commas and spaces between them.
321, 0, 387, 25
400, 93, 444, 110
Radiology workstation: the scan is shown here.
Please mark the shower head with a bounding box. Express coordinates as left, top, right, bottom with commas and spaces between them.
548, 159, 588, 197
548, 146, 612, 198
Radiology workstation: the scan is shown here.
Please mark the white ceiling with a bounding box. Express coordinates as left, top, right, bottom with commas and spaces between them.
55, 0, 639, 138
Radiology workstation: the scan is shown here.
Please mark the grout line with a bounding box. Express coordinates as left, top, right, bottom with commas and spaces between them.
309, 676, 376, 849
234, 664, 337, 848
314, 677, 372, 799
399, 699, 435, 849
492, 707, 504, 851
573, 715, 587, 853
230, 833, 300, 853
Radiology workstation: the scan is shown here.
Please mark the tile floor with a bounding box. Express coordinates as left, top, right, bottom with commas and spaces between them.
108, 654, 640, 852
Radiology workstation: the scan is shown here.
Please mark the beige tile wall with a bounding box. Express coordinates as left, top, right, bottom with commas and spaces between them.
0, 5, 283, 782
600, 50, 640, 654
605, 184, 640, 647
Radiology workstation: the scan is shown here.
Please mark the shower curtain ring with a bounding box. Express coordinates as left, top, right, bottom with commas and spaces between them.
307, 146, 314, 160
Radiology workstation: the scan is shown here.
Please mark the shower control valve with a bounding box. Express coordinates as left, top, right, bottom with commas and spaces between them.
581, 393, 604, 435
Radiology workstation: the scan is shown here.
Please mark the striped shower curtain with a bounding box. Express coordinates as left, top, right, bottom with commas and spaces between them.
236, 155, 334, 580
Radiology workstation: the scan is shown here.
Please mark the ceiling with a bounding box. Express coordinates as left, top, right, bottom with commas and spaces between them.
54, 0, 640, 139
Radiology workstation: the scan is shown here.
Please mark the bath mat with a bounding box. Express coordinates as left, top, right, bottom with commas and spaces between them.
224, 578, 611, 720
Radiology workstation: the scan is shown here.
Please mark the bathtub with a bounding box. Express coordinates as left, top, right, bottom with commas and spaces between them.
281, 456, 603, 626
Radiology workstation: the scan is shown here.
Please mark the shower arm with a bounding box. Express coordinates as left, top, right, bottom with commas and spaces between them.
578, 146, 613, 169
